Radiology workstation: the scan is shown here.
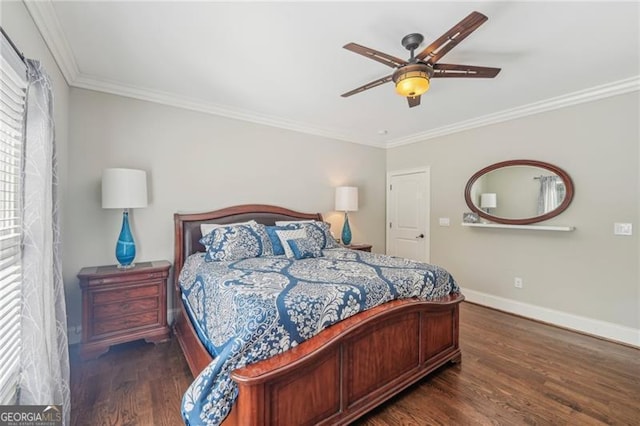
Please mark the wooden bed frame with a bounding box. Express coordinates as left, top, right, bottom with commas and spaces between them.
173, 204, 464, 425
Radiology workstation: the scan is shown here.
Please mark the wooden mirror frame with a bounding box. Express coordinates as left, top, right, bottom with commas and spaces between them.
464, 159, 574, 225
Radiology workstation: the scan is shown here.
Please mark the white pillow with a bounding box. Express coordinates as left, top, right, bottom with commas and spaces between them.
275, 228, 308, 258
274, 220, 316, 226
200, 220, 256, 237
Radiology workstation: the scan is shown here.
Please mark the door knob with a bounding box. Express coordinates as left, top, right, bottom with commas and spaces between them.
416, 233, 425, 239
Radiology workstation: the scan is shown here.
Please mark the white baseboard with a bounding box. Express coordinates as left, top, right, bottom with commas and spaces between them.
462, 288, 640, 348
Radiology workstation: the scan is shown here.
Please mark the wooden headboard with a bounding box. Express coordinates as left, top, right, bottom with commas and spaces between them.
173, 204, 322, 291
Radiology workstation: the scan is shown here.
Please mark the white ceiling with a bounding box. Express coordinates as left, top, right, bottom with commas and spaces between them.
27, 1, 640, 148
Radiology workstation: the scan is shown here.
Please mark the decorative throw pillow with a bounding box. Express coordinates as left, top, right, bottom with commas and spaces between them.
251, 223, 275, 256
286, 237, 323, 260
266, 224, 302, 256
299, 221, 340, 249
200, 223, 273, 262
275, 228, 308, 258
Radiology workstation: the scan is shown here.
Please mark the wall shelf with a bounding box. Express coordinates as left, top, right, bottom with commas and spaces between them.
461, 223, 575, 232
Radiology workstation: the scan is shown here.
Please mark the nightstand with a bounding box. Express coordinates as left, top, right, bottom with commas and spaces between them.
344, 243, 372, 252
78, 260, 171, 360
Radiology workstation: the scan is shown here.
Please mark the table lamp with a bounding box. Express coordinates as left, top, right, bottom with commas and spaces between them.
480, 193, 497, 214
102, 168, 148, 268
335, 186, 358, 245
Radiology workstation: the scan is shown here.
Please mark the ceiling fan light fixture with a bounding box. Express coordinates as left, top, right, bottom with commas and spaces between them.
395, 71, 430, 97
392, 63, 433, 97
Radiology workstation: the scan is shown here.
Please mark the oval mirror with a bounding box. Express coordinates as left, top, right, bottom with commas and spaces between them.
464, 160, 574, 225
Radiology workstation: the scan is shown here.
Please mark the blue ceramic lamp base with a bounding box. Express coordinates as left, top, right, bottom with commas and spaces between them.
341, 211, 352, 246
116, 210, 136, 269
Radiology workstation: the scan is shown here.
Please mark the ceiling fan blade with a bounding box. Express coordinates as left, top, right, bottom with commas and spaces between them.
341, 74, 393, 97
416, 11, 488, 64
343, 42, 408, 69
433, 63, 501, 78
407, 95, 421, 108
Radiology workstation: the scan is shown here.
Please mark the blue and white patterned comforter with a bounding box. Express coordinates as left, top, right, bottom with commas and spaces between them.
180, 248, 459, 425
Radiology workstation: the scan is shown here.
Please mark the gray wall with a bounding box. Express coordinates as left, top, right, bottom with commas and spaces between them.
388, 92, 639, 333
64, 88, 387, 335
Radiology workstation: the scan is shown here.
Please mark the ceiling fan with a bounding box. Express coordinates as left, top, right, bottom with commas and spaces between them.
341, 11, 501, 108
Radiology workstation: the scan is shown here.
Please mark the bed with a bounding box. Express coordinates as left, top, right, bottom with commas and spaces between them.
173, 204, 464, 425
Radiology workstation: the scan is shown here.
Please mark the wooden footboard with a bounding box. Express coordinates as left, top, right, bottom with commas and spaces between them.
230, 294, 463, 425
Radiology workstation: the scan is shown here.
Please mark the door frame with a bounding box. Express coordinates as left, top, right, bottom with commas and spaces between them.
386, 167, 431, 262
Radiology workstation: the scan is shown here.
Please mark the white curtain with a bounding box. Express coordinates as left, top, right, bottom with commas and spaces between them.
537, 175, 562, 215
19, 59, 70, 425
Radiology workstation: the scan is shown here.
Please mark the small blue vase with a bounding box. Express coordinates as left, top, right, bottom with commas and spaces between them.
341, 212, 352, 245
115, 210, 136, 268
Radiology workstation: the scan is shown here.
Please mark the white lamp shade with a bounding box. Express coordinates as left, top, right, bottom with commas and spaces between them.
102, 168, 148, 209
335, 186, 358, 212
480, 193, 497, 209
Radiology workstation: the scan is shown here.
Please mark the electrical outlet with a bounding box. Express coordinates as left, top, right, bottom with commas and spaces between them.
514, 277, 523, 289
439, 217, 450, 227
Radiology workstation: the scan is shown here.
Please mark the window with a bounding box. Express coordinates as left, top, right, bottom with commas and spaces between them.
0, 30, 27, 405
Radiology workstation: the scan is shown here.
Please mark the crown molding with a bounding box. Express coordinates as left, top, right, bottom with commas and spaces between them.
24, 0, 79, 84
385, 76, 640, 148
68, 73, 639, 152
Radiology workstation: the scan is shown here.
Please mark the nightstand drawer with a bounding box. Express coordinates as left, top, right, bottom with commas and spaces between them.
90, 271, 166, 286
93, 297, 159, 320
93, 284, 159, 305
93, 311, 160, 336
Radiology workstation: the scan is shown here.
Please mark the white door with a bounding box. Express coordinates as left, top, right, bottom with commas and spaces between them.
386, 169, 430, 262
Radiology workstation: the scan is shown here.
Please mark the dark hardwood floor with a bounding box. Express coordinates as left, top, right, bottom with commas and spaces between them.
70, 335, 192, 425
70, 302, 640, 425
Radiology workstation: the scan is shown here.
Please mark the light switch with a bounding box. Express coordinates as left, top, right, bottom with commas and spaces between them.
614, 223, 632, 236
439, 218, 450, 227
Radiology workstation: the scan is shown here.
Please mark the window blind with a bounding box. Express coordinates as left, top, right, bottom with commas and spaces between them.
0, 31, 27, 406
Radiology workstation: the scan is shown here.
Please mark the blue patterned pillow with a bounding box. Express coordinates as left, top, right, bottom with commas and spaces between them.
266, 224, 302, 256
252, 223, 274, 256
299, 221, 339, 249
200, 223, 273, 262
275, 228, 308, 258
287, 237, 323, 260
